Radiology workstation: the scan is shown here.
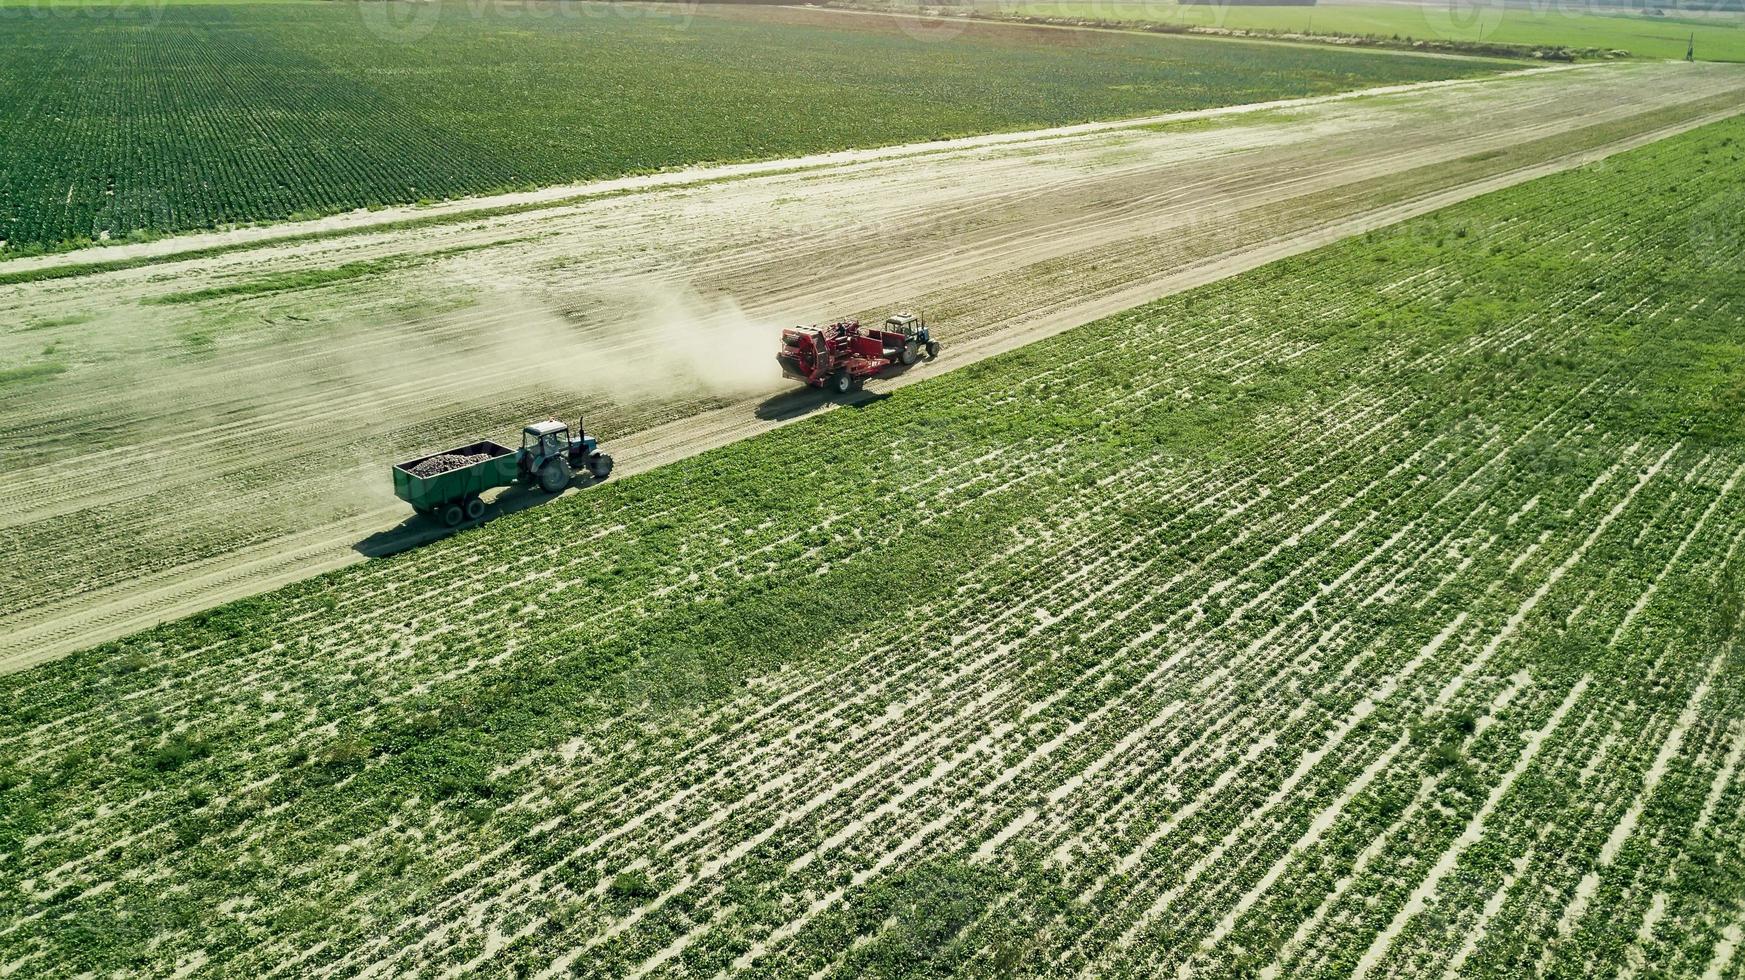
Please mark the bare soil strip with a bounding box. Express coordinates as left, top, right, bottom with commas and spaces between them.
778, 3, 1527, 63
1, 61, 1741, 672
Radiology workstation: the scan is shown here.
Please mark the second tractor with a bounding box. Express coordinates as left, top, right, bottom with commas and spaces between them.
777, 312, 938, 394
392, 417, 612, 527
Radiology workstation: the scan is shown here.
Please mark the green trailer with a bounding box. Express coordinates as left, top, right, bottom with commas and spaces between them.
391, 418, 614, 527
392, 440, 520, 527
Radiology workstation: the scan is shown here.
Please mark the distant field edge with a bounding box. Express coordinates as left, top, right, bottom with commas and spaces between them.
803, 1, 1547, 62
0, 64, 1574, 286
849, 0, 1745, 62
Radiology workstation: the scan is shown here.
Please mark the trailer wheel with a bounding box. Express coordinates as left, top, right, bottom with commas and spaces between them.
926, 341, 941, 360
539, 458, 573, 493
900, 345, 919, 366
464, 496, 486, 521
590, 452, 614, 480
440, 503, 465, 527
831, 370, 852, 395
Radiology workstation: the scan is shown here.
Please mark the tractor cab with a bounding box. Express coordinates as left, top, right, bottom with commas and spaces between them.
522, 419, 572, 462
518, 418, 613, 493
885, 312, 928, 343
883, 312, 940, 364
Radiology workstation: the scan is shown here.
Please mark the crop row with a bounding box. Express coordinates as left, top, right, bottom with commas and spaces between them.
2, 113, 1744, 977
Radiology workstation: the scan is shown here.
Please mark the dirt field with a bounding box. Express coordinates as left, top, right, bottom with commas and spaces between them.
2, 60, 1742, 672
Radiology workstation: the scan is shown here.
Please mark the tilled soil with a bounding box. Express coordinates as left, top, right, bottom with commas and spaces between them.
1, 60, 1742, 671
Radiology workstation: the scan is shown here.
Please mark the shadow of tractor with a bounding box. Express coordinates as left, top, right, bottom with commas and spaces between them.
353, 472, 607, 559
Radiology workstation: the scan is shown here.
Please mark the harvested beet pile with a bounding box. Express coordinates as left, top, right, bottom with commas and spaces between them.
409, 453, 490, 478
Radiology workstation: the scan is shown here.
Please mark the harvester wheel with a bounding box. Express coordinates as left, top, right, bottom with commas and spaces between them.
926, 341, 941, 359
440, 503, 465, 528
539, 458, 573, 493
464, 496, 486, 521
831, 370, 852, 395
900, 345, 919, 366
590, 453, 614, 480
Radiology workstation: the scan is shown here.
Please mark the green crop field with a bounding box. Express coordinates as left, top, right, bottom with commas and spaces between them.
972, 0, 1745, 61
0, 2, 1502, 256
3, 106, 1743, 976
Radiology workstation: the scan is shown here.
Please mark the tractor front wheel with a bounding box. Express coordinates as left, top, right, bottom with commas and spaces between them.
926, 341, 941, 360
831, 370, 852, 395
590, 453, 614, 480
464, 496, 486, 521
440, 503, 465, 527
539, 458, 573, 493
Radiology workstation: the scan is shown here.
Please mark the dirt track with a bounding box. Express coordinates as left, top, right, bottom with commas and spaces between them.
3, 60, 1743, 673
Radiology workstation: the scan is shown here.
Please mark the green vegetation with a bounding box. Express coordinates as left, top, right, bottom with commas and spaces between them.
970, 0, 1745, 61
15, 314, 89, 332
0, 362, 67, 388
147, 258, 419, 305
0, 2, 1500, 255
2, 108, 1743, 975
145, 239, 525, 303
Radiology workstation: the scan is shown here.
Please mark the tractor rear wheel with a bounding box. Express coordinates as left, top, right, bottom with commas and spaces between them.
539, 458, 573, 493
926, 341, 941, 359
831, 370, 852, 395
440, 503, 465, 527
900, 345, 919, 366
590, 453, 614, 480
464, 496, 486, 521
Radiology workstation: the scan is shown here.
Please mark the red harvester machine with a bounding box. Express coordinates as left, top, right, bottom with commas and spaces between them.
776, 313, 940, 394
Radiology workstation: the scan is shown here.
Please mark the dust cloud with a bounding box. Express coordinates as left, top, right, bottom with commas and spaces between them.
329, 279, 789, 503
36, 276, 796, 517
524, 279, 788, 400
